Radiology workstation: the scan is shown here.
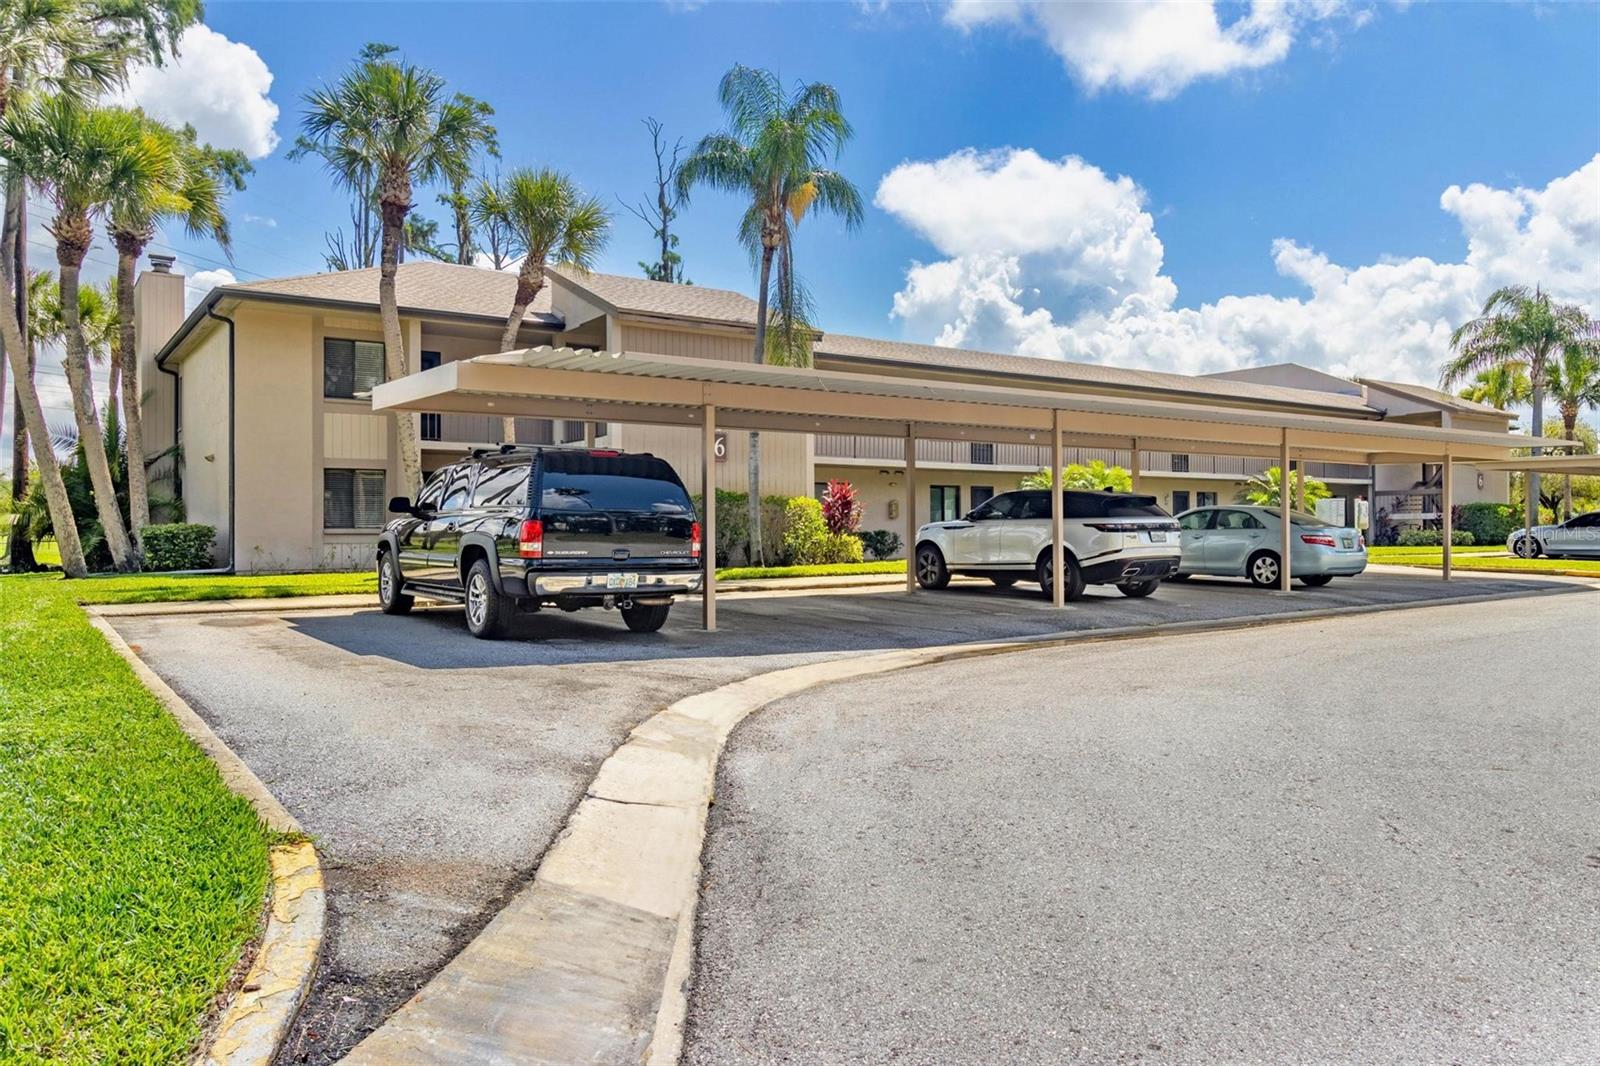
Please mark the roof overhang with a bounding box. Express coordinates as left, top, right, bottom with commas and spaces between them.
1472, 454, 1599, 475
372, 347, 1566, 464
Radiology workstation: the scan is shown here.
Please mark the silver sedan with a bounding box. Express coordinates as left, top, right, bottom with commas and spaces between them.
1507, 511, 1600, 558
1172, 505, 1368, 588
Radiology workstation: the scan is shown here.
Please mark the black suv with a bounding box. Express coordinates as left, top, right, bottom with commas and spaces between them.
376, 445, 703, 639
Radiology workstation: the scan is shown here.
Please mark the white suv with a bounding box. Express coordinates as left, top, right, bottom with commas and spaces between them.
913, 489, 1181, 600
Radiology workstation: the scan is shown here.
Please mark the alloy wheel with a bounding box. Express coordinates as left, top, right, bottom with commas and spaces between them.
467, 572, 488, 628
1253, 556, 1279, 584
378, 559, 393, 603
917, 550, 939, 583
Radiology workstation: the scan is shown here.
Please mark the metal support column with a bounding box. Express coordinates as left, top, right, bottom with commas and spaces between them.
1051, 409, 1065, 609
1280, 430, 1293, 592
1441, 446, 1453, 581
701, 404, 716, 631
905, 425, 917, 593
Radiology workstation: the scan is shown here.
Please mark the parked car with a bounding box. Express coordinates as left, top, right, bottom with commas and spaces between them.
376, 445, 703, 639
1171, 505, 1366, 587
1507, 510, 1600, 558
913, 489, 1181, 600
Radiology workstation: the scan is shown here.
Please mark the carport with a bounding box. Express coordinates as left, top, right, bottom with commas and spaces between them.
1473, 454, 1600, 553
372, 347, 1563, 628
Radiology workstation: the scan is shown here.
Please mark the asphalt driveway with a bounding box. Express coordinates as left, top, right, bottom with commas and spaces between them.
685, 589, 1600, 1064
104, 569, 1582, 1063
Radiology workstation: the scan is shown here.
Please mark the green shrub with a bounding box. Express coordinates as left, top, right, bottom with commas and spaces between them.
139, 523, 216, 571
815, 531, 864, 564
1395, 528, 1475, 547
859, 529, 903, 560
690, 491, 791, 566
1455, 502, 1522, 545
781, 496, 829, 564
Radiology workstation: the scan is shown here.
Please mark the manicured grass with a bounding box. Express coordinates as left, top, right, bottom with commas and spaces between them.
1367, 545, 1505, 560
715, 560, 906, 581
1381, 554, 1600, 575
0, 582, 271, 1063
56, 570, 378, 606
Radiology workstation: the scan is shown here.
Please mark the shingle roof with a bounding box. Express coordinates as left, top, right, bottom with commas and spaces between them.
1359, 377, 1514, 418
813, 334, 1377, 415
224, 261, 559, 324
549, 267, 760, 327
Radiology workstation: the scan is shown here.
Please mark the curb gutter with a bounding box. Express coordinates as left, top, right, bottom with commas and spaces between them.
88, 612, 326, 1066
341, 584, 1581, 1065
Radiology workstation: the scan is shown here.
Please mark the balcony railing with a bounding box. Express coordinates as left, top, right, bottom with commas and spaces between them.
1375, 489, 1441, 518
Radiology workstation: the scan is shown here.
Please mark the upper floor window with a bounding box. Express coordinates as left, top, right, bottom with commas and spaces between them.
970, 442, 995, 465
324, 338, 386, 399
1170, 453, 1190, 473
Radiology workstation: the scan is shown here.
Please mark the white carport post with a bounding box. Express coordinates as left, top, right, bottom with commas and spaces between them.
701, 404, 717, 631
1051, 409, 1065, 609
1129, 438, 1142, 493
584, 422, 596, 447
1280, 429, 1293, 591
904, 425, 917, 592
1441, 445, 1453, 581
1295, 456, 1306, 512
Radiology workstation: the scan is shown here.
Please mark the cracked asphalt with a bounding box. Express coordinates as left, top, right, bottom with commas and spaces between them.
686, 588, 1600, 1065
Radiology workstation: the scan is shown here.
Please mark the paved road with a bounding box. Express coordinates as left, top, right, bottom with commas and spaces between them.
686, 589, 1600, 1065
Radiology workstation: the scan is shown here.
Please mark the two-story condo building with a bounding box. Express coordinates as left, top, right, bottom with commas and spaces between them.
132, 257, 1511, 572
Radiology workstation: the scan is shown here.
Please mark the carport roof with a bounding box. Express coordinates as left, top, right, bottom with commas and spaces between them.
372, 346, 1564, 464
1473, 454, 1598, 475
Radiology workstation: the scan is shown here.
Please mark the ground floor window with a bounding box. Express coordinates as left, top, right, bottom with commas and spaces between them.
324, 468, 387, 529
1197, 491, 1218, 507
930, 484, 960, 522
971, 485, 995, 509
815, 482, 828, 499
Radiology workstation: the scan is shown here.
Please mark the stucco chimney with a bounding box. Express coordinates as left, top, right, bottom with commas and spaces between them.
134, 255, 186, 458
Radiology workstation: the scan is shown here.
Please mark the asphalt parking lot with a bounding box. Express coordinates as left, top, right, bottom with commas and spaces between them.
105, 569, 1583, 1063
684, 589, 1600, 1065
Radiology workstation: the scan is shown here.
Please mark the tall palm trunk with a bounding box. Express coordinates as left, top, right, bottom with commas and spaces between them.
1, 263, 86, 576
1561, 402, 1578, 520
58, 237, 136, 570
749, 237, 776, 566
497, 261, 544, 444
1527, 379, 1544, 530
4, 150, 33, 568
114, 234, 151, 543
378, 169, 422, 496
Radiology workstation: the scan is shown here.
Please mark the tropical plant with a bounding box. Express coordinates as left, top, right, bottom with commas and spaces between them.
624, 117, 690, 284
486, 166, 609, 440
293, 42, 497, 494
820, 478, 861, 535
469, 171, 517, 270
859, 528, 902, 561
1021, 460, 1133, 492
1457, 363, 1531, 411
108, 117, 248, 549
677, 64, 864, 562
1236, 466, 1330, 510
1442, 286, 1598, 527
2, 96, 170, 570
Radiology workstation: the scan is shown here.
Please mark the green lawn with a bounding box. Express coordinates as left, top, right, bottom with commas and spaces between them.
1368, 545, 1600, 575
715, 560, 906, 581
0, 582, 271, 1063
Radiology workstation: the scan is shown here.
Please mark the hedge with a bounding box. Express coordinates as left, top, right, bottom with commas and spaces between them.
139, 523, 216, 571
1454, 502, 1523, 546
1396, 528, 1476, 547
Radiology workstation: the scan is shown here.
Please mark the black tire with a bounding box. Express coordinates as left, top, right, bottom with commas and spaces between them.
1118, 578, 1160, 598
463, 558, 514, 639
915, 544, 950, 589
1247, 550, 1282, 589
377, 550, 413, 615
988, 576, 1018, 588
1164, 573, 1191, 582
622, 602, 671, 633
1300, 574, 1333, 587
1037, 552, 1087, 602
1512, 535, 1541, 558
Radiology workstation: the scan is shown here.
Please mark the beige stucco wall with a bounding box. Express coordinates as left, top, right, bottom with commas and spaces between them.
133, 269, 185, 460
173, 325, 231, 564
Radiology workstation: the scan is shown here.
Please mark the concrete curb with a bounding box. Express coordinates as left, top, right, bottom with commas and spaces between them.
338, 582, 1585, 1065
87, 612, 325, 1066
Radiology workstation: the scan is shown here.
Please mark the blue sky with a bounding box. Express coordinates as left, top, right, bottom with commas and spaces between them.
15, 0, 1600, 439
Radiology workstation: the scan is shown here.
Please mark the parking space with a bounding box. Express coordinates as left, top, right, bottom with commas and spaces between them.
105, 569, 1582, 1063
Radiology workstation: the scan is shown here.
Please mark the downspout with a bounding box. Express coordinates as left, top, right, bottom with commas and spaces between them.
206, 306, 237, 573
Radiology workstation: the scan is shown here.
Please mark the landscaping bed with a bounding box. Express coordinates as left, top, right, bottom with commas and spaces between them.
0, 581, 272, 1062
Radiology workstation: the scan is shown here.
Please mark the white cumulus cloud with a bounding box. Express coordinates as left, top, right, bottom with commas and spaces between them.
111, 25, 280, 159
944, 0, 1370, 99
877, 149, 1600, 384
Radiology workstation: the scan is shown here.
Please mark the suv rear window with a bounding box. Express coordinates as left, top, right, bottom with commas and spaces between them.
539, 452, 693, 515
472, 462, 530, 508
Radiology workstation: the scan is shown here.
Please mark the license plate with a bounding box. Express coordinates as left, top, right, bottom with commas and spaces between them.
604, 573, 639, 590
1341, 537, 1354, 549
1147, 531, 1170, 543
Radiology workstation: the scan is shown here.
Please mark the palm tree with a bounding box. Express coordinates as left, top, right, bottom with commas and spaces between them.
1442, 285, 1596, 530
677, 64, 864, 561
1237, 467, 1330, 511
489, 167, 609, 439
1021, 460, 1133, 492
107, 117, 248, 551
469, 172, 517, 270
1545, 338, 1600, 518
294, 44, 496, 494
1458, 363, 1532, 411
3, 96, 167, 571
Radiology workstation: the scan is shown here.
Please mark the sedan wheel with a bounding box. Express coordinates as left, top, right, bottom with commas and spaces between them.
1247, 551, 1282, 589
1513, 536, 1540, 558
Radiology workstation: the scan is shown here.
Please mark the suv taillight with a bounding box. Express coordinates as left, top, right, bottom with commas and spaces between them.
1301, 533, 1337, 547
690, 521, 702, 560
518, 518, 543, 558
1087, 522, 1146, 532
